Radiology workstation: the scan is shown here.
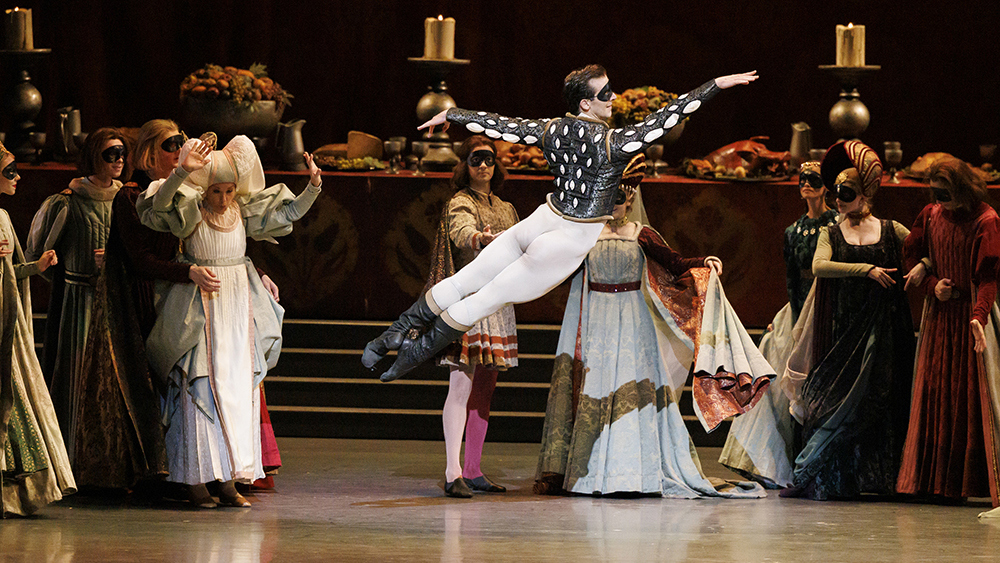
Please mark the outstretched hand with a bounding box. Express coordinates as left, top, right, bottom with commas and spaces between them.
715, 71, 759, 89
418, 109, 450, 136
479, 225, 502, 247
180, 140, 212, 173
303, 152, 322, 187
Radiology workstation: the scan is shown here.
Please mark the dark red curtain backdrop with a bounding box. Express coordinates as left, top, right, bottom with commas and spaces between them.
9, 0, 1000, 164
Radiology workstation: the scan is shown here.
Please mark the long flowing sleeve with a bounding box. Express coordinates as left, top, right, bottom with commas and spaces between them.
113, 188, 190, 284
903, 204, 941, 296
242, 182, 321, 242
25, 193, 70, 281
971, 209, 1000, 325
136, 168, 203, 239
638, 226, 705, 276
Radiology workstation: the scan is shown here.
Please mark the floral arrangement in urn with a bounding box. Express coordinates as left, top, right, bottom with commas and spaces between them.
610, 86, 679, 127
179, 64, 292, 141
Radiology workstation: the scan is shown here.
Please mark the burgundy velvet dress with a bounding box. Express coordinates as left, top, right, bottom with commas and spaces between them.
897, 201, 1000, 502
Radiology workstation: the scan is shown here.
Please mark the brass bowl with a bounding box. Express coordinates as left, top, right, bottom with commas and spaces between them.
180, 98, 285, 143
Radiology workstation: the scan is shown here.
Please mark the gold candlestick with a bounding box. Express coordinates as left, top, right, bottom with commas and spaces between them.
3, 7, 33, 51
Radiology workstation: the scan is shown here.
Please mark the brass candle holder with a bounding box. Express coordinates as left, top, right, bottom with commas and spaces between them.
408, 57, 469, 170
818, 64, 880, 141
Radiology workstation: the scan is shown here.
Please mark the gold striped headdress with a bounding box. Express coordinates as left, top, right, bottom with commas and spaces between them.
820, 140, 883, 199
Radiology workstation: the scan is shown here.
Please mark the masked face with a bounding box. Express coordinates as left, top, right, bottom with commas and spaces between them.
467, 147, 495, 187
0, 155, 18, 196
799, 170, 825, 199
834, 169, 866, 215
98, 140, 126, 180
930, 179, 956, 210
583, 75, 616, 121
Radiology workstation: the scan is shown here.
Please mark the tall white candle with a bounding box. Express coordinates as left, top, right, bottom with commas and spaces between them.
423, 17, 439, 59
836, 23, 865, 67
3, 7, 33, 51
439, 17, 455, 59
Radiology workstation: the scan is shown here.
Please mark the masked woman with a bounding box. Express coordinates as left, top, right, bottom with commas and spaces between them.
782, 141, 915, 500
535, 155, 767, 498
26, 128, 128, 460
0, 142, 77, 516
896, 157, 1000, 508
427, 136, 519, 498
137, 137, 320, 508
719, 161, 838, 488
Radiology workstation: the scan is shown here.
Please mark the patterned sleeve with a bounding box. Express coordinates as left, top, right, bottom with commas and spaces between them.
607, 80, 719, 165
638, 226, 705, 276
447, 108, 553, 147
446, 194, 481, 250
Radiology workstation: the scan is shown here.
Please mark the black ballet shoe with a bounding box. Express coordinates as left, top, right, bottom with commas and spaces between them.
363, 293, 439, 369
187, 484, 217, 509
380, 315, 467, 382
464, 475, 506, 493
445, 477, 474, 498
218, 480, 252, 508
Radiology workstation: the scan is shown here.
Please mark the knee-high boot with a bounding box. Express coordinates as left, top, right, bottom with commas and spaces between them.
362, 291, 441, 369
380, 314, 469, 382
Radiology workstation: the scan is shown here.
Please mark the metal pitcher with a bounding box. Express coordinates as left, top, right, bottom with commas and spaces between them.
790, 121, 812, 169
58, 106, 81, 158
276, 119, 306, 171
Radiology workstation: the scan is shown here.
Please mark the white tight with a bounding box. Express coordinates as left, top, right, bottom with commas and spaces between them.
431, 204, 606, 327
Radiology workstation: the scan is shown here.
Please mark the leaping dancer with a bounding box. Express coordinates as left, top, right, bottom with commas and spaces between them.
364, 65, 758, 382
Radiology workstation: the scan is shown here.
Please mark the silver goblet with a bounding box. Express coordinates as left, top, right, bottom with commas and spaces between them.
883, 141, 902, 184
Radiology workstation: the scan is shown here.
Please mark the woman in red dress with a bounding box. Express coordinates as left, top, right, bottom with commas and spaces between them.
897, 157, 1000, 505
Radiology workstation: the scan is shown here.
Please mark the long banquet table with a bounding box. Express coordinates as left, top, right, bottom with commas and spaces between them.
8, 164, 948, 327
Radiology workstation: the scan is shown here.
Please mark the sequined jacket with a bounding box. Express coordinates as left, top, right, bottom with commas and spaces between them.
447, 80, 719, 221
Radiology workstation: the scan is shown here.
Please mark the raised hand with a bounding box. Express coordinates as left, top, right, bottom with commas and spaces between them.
180, 139, 212, 173
303, 152, 322, 187
715, 71, 759, 89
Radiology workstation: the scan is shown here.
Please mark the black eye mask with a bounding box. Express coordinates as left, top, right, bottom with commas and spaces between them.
160, 134, 186, 153
799, 171, 824, 190
835, 183, 858, 203
932, 188, 952, 203
593, 81, 613, 102
101, 145, 127, 163
1, 161, 17, 181
468, 149, 495, 168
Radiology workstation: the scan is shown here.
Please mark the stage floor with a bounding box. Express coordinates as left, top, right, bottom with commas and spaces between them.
3, 438, 998, 562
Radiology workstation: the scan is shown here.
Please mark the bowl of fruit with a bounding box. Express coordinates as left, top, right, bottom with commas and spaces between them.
180, 63, 292, 142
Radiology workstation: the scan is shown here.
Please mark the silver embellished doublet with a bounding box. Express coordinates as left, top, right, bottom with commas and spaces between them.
448, 80, 719, 220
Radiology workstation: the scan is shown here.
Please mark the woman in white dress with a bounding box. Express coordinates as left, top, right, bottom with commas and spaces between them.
137, 137, 321, 508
